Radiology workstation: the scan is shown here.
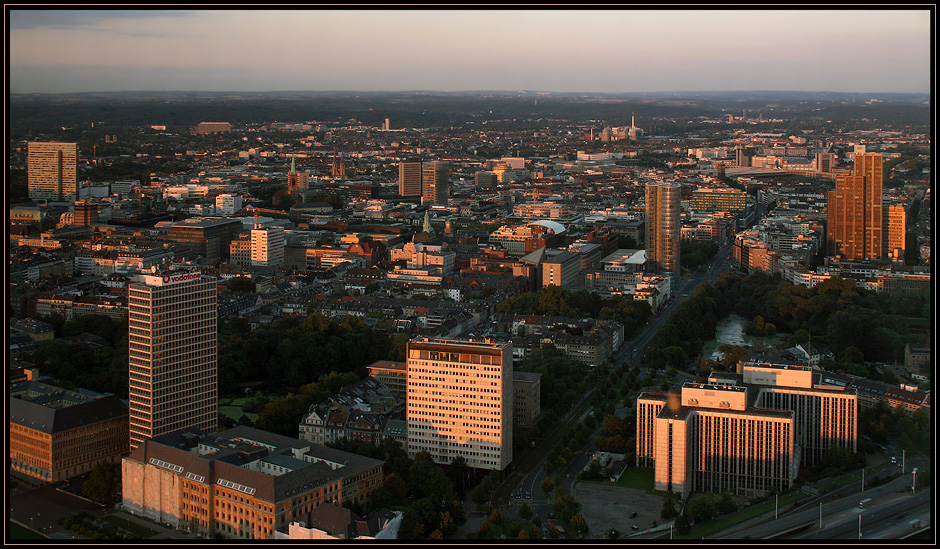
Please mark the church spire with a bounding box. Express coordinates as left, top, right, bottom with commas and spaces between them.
290, 156, 296, 174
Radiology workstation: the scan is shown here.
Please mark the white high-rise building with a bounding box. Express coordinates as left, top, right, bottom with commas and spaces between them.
127, 269, 218, 450
215, 194, 243, 216
406, 338, 513, 470
250, 226, 285, 267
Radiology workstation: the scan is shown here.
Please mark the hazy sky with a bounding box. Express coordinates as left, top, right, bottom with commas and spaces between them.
8, 8, 932, 94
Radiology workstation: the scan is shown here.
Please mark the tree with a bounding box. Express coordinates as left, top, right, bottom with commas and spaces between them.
81, 462, 119, 503
716, 493, 738, 515
570, 512, 588, 534
519, 501, 533, 521
226, 276, 254, 293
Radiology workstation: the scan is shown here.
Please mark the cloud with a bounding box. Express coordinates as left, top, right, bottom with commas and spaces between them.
8, 9, 195, 30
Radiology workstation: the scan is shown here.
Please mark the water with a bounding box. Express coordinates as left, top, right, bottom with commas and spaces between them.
706, 313, 780, 361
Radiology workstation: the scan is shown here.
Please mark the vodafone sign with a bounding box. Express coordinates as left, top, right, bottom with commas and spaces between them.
142, 271, 202, 287
163, 271, 202, 285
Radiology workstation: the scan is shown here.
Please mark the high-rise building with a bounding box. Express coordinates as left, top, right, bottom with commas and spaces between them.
474, 171, 498, 190
884, 203, 907, 263
250, 225, 286, 267
421, 161, 449, 206
815, 152, 836, 173
28, 142, 78, 202
827, 151, 883, 260
399, 161, 423, 197
691, 188, 747, 213
127, 269, 218, 450
636, 357, 857, 497
645, 181, 681, 274
405, 337, 513, 471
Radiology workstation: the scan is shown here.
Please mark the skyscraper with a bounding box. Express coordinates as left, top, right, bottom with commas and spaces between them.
127, 269, 218, 450
827, 149, 883, 260
884, 203, 907, 263
405, 337, 513, 471
422, 161, 449, 206
28, 141, 78, 201
399, 161, 423, 197
645, 181, 681, 274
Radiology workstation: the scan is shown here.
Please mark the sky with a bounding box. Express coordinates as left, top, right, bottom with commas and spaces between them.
7, 8, 932, 95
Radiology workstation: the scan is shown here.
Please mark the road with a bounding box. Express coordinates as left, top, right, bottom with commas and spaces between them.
497, 243, 737, 537
611, 242, 734, 367
708, 465, 930, 540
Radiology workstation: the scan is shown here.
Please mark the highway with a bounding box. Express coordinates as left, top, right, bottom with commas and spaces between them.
709, 468, 930, 540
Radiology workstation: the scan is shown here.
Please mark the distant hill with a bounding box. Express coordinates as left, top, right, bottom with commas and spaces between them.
8, 90, 930, 137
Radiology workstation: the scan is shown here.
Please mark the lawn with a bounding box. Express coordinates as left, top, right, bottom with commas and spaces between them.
103, 515, 158, 539
8, 522, 47, 540
614, 467, 654, 492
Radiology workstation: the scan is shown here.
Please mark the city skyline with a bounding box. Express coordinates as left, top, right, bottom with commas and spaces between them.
8, 8, 931, 95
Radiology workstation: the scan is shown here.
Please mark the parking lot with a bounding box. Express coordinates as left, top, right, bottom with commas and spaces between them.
573, 482, 665, 537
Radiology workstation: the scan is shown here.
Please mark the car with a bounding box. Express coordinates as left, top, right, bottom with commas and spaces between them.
891, 456, 897, 464
631, 525, 639, 531
629, 512, 637, 518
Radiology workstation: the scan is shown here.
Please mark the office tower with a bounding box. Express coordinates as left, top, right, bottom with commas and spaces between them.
735, 146, 750, 167
250, 222, 286, 267
73, 200, 99, 226
691, 188, 746, 213
815, 152, 836, 173
636, 359, 858, 498
421, 161, 449, 206
28, 142, 78, 201
399, 161, 423, 197
884, 203, 907, 263
405, 337, 513, 471
127, 269, 218, 450
645, 181, 681, 274
384, 118, 390, 131
827, 151, 883, 260
475, 170, 497, 190
638, 389, 795, 497
164, 218, 243, 261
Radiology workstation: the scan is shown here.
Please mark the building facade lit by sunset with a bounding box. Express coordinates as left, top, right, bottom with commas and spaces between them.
398, 161, 423, 197
827, 147, 883, 260
405, 338, 513, 471
127, 269, 218, 450
28, 141, 78, 202
645, 180, 681, 274
421, 161, 449, 206
636, 359, 857, 497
